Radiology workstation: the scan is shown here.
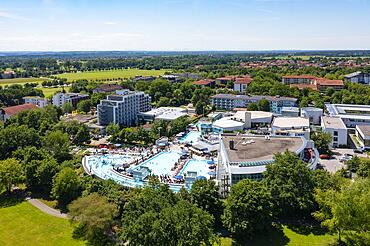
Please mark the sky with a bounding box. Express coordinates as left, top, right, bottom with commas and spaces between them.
0, 0, 370, 51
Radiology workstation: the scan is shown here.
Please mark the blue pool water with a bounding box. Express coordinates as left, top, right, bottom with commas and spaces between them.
179, 159, 211, 178
135, 151, 181, 176
179, 131, 201, 144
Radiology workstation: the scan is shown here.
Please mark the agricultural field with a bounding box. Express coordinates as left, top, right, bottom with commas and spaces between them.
0, 77, 49, 87
0, 201, 85, 246
56, 68, 169, 82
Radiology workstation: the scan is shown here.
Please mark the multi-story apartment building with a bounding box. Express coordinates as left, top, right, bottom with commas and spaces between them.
344, 71, 370, 84
211, 94, 297, 114
23, 96, 48, 108
97, 90, 151, 126
52, 92, 89, 107
282, 75, 344, 92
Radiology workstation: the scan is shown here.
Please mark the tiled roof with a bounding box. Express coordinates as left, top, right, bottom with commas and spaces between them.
193, 79, 215, 85
1, 103, 38, 116
234, 76, 253, 84
316, 78, 344, 86
283, 75, 317, 79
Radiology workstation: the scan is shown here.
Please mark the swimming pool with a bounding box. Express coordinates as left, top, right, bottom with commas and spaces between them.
179, 159, 211, 178
179, 131, 201, 144
134, 151, 181, 176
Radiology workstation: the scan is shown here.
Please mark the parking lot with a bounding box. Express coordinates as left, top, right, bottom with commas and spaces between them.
319, 148, 369, 173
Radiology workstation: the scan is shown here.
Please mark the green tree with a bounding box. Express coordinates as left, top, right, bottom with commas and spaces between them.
43, 130, 70, 161
258, 98, 270, 112
195, 101, 206, 115
313, 178, 370, 244
52, 167, 81, 208
190, 179, 223, 227
68, 193, 117, 245
222, 179, 273, 242
0, 158, 24, 193
247, 102, 259, 111
311, 131, 332, 154
357, 158, 370, 178
62, 102, 73, 114
264, 151, 316, 218
169, 116, 191, 136
121, 185, 215, 246
77, 99, 92, 113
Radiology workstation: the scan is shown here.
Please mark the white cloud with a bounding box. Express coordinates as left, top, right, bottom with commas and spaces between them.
0, 9, 30, 21
103, 21, 118, 25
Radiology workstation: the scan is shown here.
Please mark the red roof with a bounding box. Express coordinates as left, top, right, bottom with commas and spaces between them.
283, 75, 317, 79
234, 76, 253, 84
216, 76, 235, 81
1, 103, 38, 116
193, 79, 215, 85
316, 78, 344, 86
290, 84, 318, 91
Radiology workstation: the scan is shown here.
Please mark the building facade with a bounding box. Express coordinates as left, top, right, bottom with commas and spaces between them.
271, 117, 311, 140
345, 71, 370, 85
355, 125, 370, 150
0, 103, 38, 121
325, 103, 370, 128
23, 96, 48, 108
97, 90, 151, 126
321, 116, 348, 147
211, 94, 297, 114
301, 107, 323, 125
52, 92, 89, 107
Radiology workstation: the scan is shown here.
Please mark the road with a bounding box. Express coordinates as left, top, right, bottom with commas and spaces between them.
319, 148, 369, 174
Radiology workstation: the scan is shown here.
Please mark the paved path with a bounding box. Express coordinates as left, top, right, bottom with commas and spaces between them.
26, 198, 68, 219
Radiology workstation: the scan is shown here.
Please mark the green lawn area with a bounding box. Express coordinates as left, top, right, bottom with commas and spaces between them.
0, 77, 49, 86
217, 225, 336, 246
41, 86, 70, 97
0, 201, 85, 246
56, 68, 169, 82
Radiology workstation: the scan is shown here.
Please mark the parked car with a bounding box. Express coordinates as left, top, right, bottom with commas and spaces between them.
319, 154, 330, 159
354, 149, 363, 154
339, 155, 352, 162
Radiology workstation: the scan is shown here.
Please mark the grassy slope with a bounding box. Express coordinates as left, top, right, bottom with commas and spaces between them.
42, 86, 70, 97
0, 201, 84, 246
56, 68, 168, 81
218, 225, 336, 246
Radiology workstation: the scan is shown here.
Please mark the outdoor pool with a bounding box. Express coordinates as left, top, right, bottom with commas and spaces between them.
179, 131, 201, 144
179, 159, 212, 178
134, 151, 181, 176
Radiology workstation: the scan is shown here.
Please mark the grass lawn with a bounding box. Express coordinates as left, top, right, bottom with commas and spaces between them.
217, 225, 336, 246
41, 86, 70, 97
0, 77, 49, 86
0, 201, 85, 246
56, 68, 169, 82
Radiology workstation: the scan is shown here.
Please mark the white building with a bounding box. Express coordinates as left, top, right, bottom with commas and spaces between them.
325, 103, 370, 128
212, 111, 273, 132
217, 134, 319, 195
355, 125, 370, 150
52, 92, 89, 107
23, 96, 48, 108
344, 71, 370, 84
321, 116, 348, 148
97, 90, 151, 126
272, 117, 310, 140
281, 107, 300, 117
301, 107, 323, 125
139, 107, 188, 121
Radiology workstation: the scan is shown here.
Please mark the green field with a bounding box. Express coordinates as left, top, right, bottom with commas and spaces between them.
42, 86, 70, 97
56, 69, 168, 81
217, 225, 336, 246
0, 77, 49, 86
0, 201, 84, 246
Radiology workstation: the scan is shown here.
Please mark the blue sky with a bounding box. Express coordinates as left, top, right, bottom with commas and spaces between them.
0, 0, 370, 51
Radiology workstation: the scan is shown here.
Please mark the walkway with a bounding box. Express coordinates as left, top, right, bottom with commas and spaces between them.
26, 197, 68, 219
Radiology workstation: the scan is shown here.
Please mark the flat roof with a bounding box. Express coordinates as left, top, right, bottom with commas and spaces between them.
272, 117, 309, 129
321, 116, 347, 129
221, 135, 305, 163
212, 94, 297, 102
282, 106, 299, 113
356, 125, 370, 138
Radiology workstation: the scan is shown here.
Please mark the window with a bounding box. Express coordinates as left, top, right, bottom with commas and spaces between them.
334, 137, 338, 142
334, 131, 338, 136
